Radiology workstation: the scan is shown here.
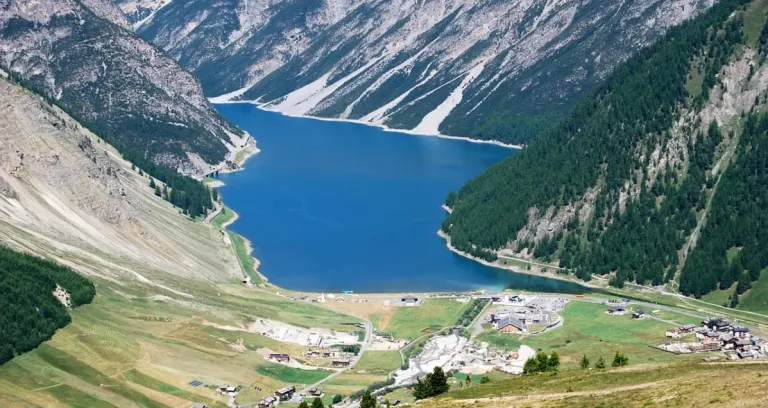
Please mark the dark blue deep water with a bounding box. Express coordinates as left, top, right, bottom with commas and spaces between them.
215, 104, 588, 294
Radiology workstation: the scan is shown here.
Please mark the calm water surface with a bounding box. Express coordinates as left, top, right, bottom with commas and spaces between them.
215, 104, 588, 294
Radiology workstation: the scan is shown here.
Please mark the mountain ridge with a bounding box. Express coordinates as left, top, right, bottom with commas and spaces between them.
126, 0, 715, 145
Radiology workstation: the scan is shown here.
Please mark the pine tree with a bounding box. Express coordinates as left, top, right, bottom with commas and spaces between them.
548, 351, 560, 372
736, 272, 752, 294
580, 354, 590, 369
612, 352, 629, 367
298, 402, 309, 408
429, 367, 449, 395
149, 178, 156, 189
523, 357, 539, 374
360, 390, 376, 408
154, 185, 162, 197
730, 291, 740, 308
311, 397, 324, 408
595, 357, 606, 369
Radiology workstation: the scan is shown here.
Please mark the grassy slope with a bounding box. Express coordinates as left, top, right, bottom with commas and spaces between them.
0, 275, 358, 407
420, 361, 768, 407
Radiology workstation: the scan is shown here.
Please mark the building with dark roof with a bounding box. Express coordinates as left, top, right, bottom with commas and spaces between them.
496, 316, 527, 334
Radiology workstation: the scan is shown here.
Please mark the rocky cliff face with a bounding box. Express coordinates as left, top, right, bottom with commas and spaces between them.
0, 0, 248, 175
131, 0, 714, 144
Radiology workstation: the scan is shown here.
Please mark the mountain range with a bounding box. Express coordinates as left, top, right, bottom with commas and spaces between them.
128, 0, 715, 145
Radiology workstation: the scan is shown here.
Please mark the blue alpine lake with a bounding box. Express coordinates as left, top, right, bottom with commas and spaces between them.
214, 104, 589, 294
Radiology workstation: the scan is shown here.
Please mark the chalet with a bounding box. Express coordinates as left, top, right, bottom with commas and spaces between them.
606, 305, 628, 315
257, 396, 278, 408
269, 353, 290, 362
331, 359, 351, 368
733, 327, 750, 337
495, 316, 527, 334
632, 310, 646, 319
275, 386, 296, 401
306, 388, 323, 397
217, 386, 236, 396
728, 338, 753, 350
704, 318, 730, 331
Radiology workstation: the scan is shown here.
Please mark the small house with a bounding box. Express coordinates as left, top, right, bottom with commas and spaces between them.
606, 306, 627, 315
632, 310, 646, 319
704, 318, 730, 331
738, 350, 757, 359
331, 359, 351, 368
217, 386, 236, 396
275, 386, 296, 401
306, 388, 323, 397
269, 353, 290, 362
191, 404, 208, 408
401, 295, 419, 306
495, 316, 527, 334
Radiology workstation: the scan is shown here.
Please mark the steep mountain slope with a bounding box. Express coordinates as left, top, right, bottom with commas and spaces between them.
0, 74, 241, 285
442, 0, 768, 301
131, 0, 715, 145
0, 0, 250, 176
0, 74, 358, 408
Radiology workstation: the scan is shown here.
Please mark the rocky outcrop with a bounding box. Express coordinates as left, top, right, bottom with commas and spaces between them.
0, 0, 248, 175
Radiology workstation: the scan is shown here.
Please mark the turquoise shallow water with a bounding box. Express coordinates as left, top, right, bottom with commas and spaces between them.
214, 104, 588, 294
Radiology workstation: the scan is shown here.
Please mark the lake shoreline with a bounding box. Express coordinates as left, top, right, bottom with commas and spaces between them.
212, 100, 524, 150
436, 229, 596, 289
208, 104, 587, 294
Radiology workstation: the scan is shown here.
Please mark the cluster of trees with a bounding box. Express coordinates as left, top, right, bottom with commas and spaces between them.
298, 397, 326, 408
680, 113, 768, 297
0, 246, 95, 364
442, 0, 752, 292
456, 299, 489, 327
579, 352, 629, 369
126, 150, 215, 218
413, 366, 450, 400
337, 344, 361, 355
523, 351, 560, 374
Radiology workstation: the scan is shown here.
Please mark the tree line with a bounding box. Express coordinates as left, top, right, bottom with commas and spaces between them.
0, 246, 95, 365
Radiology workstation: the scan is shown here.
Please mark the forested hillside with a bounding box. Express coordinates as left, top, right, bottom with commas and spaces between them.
443, 0, 768, 301
0, 246, 94, 365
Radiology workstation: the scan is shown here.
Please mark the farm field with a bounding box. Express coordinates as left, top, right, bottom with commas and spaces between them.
523, 301, 706, 368
353, 351, 402, 374
377, 299, 469, 340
